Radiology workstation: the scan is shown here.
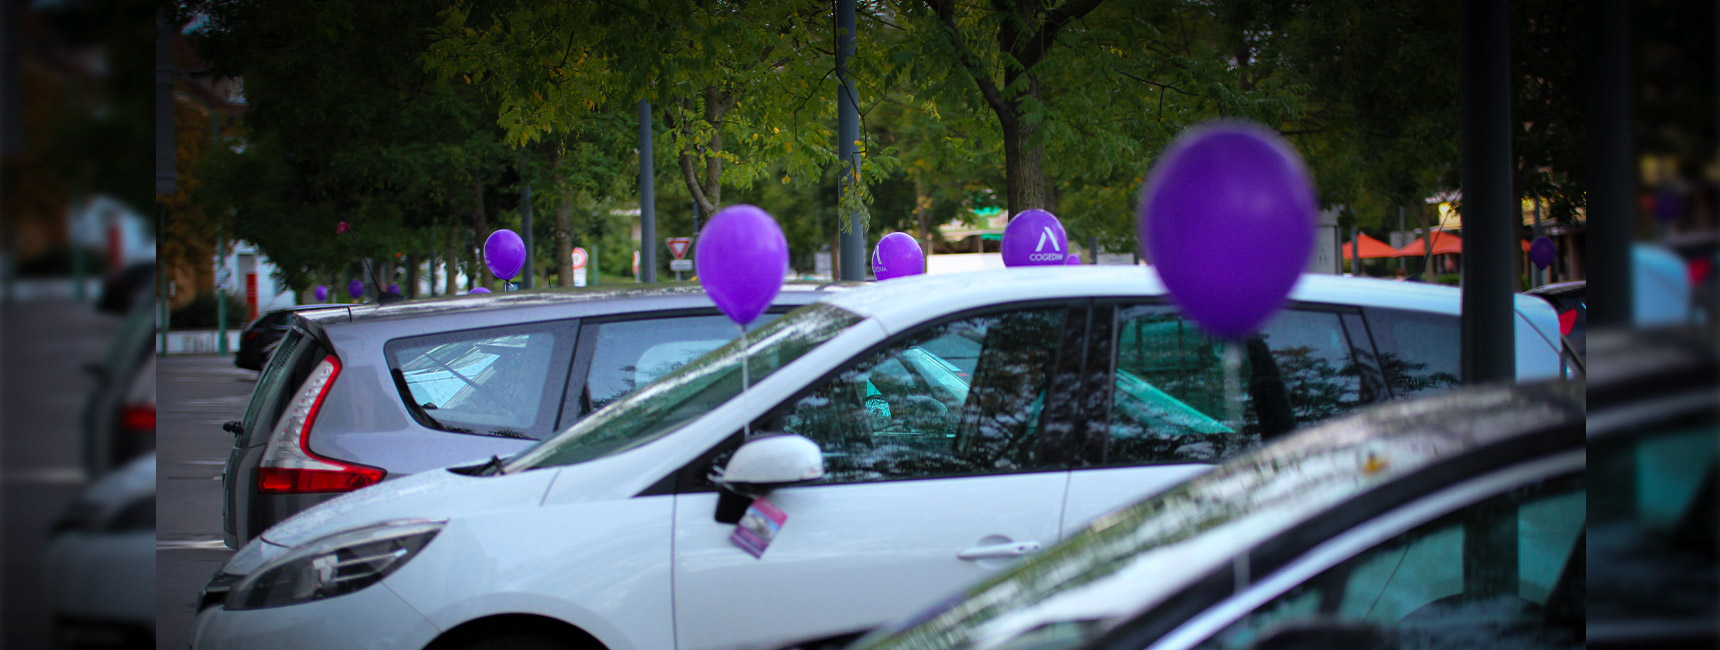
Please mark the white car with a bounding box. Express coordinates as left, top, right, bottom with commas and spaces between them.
45, 451, 156, 647
192, 266, 1564, 650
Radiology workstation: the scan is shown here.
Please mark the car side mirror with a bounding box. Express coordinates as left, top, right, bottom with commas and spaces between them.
711, 434, 824, 524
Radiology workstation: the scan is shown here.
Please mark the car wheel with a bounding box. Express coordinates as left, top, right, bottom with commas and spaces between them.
455, 634, 577, 650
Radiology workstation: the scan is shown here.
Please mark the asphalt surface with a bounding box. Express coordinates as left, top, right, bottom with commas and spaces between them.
2, 300, 123, 649
156, 355, 251, 650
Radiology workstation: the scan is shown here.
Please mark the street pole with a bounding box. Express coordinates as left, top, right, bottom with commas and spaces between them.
1460, 0, 1515, 384
1587, 0, 1632, 327
216, 225, 227, 354
519, 149, 534, 290
639, 99, 658, 284
835, 0, 865, 281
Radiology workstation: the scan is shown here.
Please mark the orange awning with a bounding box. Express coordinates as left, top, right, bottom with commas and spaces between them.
1341, 233, 1399, 260
1395, 231, 1463, 257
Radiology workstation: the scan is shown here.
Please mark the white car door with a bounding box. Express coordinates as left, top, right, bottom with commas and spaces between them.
1062, 304, 1380, 532
672, 307, 1079, 650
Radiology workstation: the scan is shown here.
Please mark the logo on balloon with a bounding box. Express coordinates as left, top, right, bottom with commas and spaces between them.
1139, 122, 1316, 339
872, 232, 924, 281
1002, 210, 1068, 267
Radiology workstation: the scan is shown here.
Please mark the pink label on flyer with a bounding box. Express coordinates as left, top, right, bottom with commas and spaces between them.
729, 497, 788, 558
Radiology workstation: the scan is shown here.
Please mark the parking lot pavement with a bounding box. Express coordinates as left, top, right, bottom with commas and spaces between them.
157, 355, 255, 650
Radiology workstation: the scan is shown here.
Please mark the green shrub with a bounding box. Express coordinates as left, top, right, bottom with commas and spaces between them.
170, 292, 251, 328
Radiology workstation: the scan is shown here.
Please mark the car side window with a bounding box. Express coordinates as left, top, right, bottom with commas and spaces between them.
1363, 307, 1461, 398
1198, 476, 1586, 650
579, 313, 783, 417
386, 322, 576, 440
756, 308, 1066, 484
1588, 408, 1718, 627
1105, 306, 1364, 464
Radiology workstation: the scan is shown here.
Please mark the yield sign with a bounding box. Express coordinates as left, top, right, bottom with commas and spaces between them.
666, 237, 693, 260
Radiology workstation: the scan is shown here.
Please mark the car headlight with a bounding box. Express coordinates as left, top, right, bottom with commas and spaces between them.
225, 519, 444, 610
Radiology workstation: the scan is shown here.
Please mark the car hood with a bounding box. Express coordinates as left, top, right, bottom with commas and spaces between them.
259, 463, 557, 548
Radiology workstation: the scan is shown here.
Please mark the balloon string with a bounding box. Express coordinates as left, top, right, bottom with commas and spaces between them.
1223, 340, 1243, 432
739, 323, 751, 439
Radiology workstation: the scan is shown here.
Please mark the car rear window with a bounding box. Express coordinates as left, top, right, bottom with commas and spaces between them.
579, 313, 784, 416
385, 321, 577, 440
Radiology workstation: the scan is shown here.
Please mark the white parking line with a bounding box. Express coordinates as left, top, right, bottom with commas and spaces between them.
1, 468, 87, 485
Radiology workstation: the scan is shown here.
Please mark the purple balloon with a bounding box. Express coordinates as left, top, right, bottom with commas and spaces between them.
313, 285, 328, 302
484, 229, 526, 280
872, 232, 925, 280
1529, 236, 1556, 269
1001, 209, 1068, 267
468, 287, 492, 294
696, 205, 789, 326
1139, 123, 1316, 339
1064, 253, 1082, 265
1654, 188, 1685, 224
347, 279, 364, 300
386, 283, 400, 294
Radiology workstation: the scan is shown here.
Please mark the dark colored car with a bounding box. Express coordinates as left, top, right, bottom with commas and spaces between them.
82, 285, 157, 478
220, 283, 843, 549
1525, 280, 1585, 367
840, 326, 1717, 650
234, 304, 340, 371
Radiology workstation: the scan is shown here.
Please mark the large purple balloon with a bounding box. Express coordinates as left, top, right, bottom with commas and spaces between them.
347, 279, 365, 300
1064, 253, 1082, 265
696, 205, 788, 326
468, 287, 492, 294
1001, 209, 1068, 267
872, 232, 925, 280
313, 285, 328, 302
1139, 123, 1316, 339
1529, 236, 1556, 269
484, 229, 526, 280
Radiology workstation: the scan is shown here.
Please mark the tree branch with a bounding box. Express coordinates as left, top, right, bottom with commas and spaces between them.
921, 0, 1011, 123
1018, 0, 1106, 69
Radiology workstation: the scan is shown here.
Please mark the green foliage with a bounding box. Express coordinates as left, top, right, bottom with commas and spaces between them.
170, 291, 251, 329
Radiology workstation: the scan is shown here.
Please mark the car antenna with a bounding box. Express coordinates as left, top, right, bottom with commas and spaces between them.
363, 258, 405, 305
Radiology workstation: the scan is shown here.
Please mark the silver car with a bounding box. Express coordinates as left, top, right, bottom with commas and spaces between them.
220, 283, 843, 549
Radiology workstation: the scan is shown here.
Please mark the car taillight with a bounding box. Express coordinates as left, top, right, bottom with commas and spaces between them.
257, 355, 385, 494
119, 404, 155, 432
243, 330, 261, 341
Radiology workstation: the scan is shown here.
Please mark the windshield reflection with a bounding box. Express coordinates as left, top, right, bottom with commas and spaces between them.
504, 303, 862, 472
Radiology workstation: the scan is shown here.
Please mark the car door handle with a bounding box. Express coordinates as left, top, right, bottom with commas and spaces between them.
958, 540, 1041, 561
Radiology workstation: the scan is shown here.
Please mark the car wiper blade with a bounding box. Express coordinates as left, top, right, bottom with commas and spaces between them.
482, 429, 532, 440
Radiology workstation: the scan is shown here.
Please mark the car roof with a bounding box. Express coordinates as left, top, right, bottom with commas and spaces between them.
1524, 280, 1585, 298
295, 281, 852, 339
824, 266, 1533, 333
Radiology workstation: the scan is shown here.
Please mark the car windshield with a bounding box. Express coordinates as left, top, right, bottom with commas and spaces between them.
504, 302, 863, 472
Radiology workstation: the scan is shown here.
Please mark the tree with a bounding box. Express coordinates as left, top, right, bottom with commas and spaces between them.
186, 0, 513, 290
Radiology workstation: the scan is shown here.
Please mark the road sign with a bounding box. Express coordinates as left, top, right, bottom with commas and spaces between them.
667, 237, 692, 260
670, 259, 693, 272
571, 247, 588, 269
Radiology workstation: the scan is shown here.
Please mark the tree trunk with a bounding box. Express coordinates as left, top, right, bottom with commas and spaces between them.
471, 181, 491, 289
674, 89, 730, 217
554, 146, 574, 287
404, 254, 419, 297
914, 177, 933, 258
443, 215, 460, 295
1000, 71, 1047, 217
